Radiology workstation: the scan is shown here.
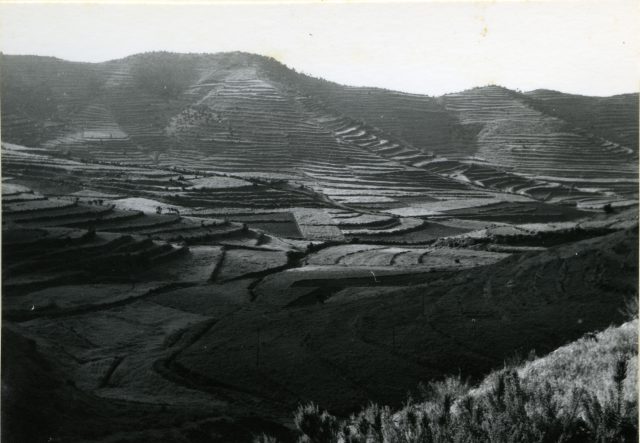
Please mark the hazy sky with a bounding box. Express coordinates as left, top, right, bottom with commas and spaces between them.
0, 0, 638, 96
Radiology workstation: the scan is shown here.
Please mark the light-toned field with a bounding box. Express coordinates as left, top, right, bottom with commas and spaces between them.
216, 248, 289, 281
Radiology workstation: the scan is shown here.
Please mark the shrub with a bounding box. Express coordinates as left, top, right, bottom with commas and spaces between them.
253, 434, 279, 443
619, 294, 639, 321
294, 403, 340, 443
581, 355, 638, 442
130, 53, 194, 98
291, 354, 638, 443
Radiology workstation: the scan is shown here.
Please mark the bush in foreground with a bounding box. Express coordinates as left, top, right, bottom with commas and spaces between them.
258, 320, 638, 443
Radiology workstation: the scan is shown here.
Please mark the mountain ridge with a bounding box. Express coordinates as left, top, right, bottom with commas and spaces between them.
1, 51, 638, 207
4, 51, 638, 98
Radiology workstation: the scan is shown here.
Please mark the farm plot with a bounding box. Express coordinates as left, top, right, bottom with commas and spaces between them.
1, 182, 34, 195
150, 279, 254, 316
441, 200, 589, 223
390, 249, 432, 266
142, 222, 245, 243
248, 221, 302, 238
253, 265, 443, 307
330, 212, 399, 230
3, 229, 122, 270
215, 248, 289, 281
5, 204, 116, 226
3, 282, 164, 320
3, 198, 76, 214
341, 217, 423, 236
576, 197, 638, 211
68, 189, 123, 200
420, 247, 510, 269
140, 245, 224, 283
306, 244, 387, 265
332, 195, 396, 205
341, 247, 414, 266
292, 208, 336, 225
388, 196, 526, 217
92, 213, 181, 232
228, 212, 303, 238
346, 222, 471, 244
28, 209, 143, 229
307, 245, 506, 269
434, 213, 639, 248
21, 301, 216, 407
292, 208, 345, 241
187, 175, 252, 189
1, 191, 47, 204
2, 226, 96, 255
111, 197, 188, 215
435, 218, 512, 231
2, 227, 188, 292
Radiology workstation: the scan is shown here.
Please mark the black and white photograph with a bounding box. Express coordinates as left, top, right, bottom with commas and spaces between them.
0, 1, 638, 442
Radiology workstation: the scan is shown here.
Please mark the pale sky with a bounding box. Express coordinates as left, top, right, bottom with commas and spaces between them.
0, 0, 638, 96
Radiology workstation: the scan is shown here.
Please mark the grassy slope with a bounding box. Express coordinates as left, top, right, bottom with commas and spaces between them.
288, 319, 638, 443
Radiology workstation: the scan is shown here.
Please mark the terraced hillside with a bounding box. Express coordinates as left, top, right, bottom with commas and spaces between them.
524, 89, 639, 153
2, 52, 637, 210
1, 51, 638, 442
439, 86, 638, 201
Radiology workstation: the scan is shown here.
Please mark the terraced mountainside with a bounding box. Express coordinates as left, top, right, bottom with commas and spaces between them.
1, 52, 638, 209
524, 89, 639, 153
1, 51, 638, 442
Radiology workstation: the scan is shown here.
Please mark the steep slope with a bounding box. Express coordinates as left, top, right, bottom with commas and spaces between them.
0, 55, 103, 146
276, 77, 479, 159
1, 52, 637, 206
524, 89, 639, 153
1, 54, 508, 211
440, 86, 638, 193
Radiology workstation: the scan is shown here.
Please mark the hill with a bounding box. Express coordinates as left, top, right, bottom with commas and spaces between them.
524, 89, 639, 153
1, 52, 637, 207
287, 319, 638, 443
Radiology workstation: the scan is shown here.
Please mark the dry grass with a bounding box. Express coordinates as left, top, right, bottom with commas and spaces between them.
283, 320, 638, 443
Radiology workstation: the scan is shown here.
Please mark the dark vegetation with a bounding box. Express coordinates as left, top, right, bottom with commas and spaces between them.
289, 356, 637, 443
130, 52, 199, 98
